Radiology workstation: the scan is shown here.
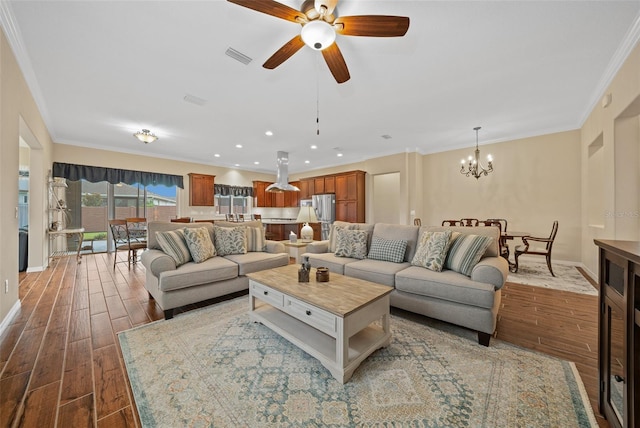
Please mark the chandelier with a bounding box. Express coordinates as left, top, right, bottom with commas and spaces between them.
460, 126, 493, 179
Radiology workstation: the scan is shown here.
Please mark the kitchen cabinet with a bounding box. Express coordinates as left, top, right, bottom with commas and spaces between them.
189, 173, 215, 206
265, 223, 300, 241
324, 176, 335, 194
594, 239, 640, 428
314, 177, 325, 194
285, 181, 300, 207
334, 170, 365, 223
254, 181, 299, 208
299, 179, 314, 199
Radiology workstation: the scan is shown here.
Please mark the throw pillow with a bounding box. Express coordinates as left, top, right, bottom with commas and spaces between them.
411, 230, 452, 271
367, 236, 408, 263
244, 226, 266, 252
334, 228, 368, 259
155, 229, 192, 266
183, 227, 216, 263
213, 226, 247, 256
445, 234, 494, 276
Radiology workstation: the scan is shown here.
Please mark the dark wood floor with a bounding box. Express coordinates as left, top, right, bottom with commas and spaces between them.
0, 253, 608, 427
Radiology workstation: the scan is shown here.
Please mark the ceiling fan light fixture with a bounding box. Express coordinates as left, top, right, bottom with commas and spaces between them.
133, 129, 158, 144
301, 20, 336, 51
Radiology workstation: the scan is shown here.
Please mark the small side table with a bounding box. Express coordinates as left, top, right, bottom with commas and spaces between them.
282, 241, 313, 263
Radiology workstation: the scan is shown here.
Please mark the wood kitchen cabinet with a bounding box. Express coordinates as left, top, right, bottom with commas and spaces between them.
594, 239, 640, 428
299, 179, 314, 199
285, 181, 300, 207
253, 181, 273, 207
188, 173, 215, 206
334, 170, 365, 223
314, 177, 325, 194
324, 176, 335, 193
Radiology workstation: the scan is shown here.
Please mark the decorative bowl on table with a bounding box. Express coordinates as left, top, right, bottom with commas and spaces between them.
316, 267, 329, 282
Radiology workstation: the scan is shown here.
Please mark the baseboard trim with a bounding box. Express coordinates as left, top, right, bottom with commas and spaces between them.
0, 300, 22, 338
26, 265, 45, 273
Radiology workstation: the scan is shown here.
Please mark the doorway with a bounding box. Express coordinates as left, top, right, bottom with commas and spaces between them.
373, 172, 401, 224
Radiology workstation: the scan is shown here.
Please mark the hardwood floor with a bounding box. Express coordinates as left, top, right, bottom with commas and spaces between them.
1, 254, 608, 427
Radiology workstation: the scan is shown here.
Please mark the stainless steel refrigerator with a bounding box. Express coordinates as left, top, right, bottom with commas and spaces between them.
312, 194, 336, 240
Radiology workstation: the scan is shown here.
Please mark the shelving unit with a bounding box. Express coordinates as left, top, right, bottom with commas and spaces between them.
47, 176, 84, 264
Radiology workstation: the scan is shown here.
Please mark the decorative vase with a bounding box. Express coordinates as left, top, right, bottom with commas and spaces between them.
316, 267, 329, 282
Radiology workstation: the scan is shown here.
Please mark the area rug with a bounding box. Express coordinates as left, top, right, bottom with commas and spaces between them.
507, 260, 597, 295
119, 297, 597, 427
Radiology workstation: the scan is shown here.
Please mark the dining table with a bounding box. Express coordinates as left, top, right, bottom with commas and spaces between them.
501, 231, 530, 271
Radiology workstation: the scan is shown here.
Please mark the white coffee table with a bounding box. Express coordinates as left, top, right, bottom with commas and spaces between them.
247, 264, 392, 383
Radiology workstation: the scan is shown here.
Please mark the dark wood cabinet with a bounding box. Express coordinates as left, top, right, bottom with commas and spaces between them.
253, 181, 273, 207
188, 173, 215, 206
299, 179, 314, 199
314, 177, 325, 194
265, 223, 300, 241
324, 176, 335, 194
595, 239, 640, 428
334, 171, 365, 223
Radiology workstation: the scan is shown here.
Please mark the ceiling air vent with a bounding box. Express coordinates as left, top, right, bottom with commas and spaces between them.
225, 47, 252, 65
184, 94, 207, 106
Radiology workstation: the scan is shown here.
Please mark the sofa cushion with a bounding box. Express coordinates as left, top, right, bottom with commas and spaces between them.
183, 226, 216, 263
345, 259, 409, 287
213, 226, 247, 256
334, 228, 368, 259
223, 252, 289, 275
155, 229, 192, 266
244, 226, 267, 252
445, 234, 494, 276
371, 223, 420, 262
422, 225, 499, 257
411, 230, 452, 272
306, 252, 358, 275
158, 256, 239, 292
148, 222, 214, 250
367, 236, 407, 263
395, 266, 496, 309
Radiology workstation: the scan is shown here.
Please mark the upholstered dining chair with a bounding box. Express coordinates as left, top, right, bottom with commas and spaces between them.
460, 218, 479, 226
108, 219, 146, 270
513, 220, 559, 276
414, 218, 422, 226
442, 220, 463, 226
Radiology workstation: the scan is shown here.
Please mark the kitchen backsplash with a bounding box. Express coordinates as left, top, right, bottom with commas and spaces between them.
252, 207, 300, 219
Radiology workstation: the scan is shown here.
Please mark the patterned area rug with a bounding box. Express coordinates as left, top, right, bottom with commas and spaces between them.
507, 260, 597, 295
119, 297, 597, 427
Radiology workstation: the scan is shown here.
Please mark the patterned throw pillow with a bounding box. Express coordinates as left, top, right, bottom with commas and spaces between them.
445, 234, 494, 276
155, 229, 192, 266
213, 226, 247, 256
244, 226, 266, 252
183, 227, 216, 263
411, 230, 452, 271
334, 228, 368, 259
367, 236, 408, 263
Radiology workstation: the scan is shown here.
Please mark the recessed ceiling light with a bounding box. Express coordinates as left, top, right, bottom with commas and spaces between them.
235, 144, 242, 148
265, 130, 273, 136
254, 161, 260, 165
310, 145, 317, 149
305, 160, 310, 164
337, 153, 343, 157
214, 154, 220, 158
234, 163, 240, 167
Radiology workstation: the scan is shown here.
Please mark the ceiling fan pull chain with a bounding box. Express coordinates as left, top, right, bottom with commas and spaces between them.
316, 55, 321, 135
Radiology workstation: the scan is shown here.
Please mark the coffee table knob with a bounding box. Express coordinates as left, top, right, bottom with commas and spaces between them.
263, 291, 268, 295
306, 310, 311, 316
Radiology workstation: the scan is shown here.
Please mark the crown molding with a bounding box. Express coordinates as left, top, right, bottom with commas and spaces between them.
579, 11, 640, 125
0, 0, 56, 138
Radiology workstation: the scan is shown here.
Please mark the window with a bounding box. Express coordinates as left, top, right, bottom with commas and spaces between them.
215, 195, 252, 215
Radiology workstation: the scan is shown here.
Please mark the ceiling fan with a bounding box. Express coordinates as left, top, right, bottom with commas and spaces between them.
227, 0, 410, 83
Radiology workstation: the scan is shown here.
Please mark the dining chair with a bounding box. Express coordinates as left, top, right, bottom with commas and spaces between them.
253, 214, 262, 220
109, 219, 147, 269
460, 218, 479, 226
442, 220, 463, 226
477, 220, 508, 259
125, 217, 147, 245
486, 218, 509, 258
171, 217, 192, 223
513, 220, 559, 276
414, 218, 422, 226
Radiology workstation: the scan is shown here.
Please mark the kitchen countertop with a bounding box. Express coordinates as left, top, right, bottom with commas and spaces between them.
262, 218, 299, 225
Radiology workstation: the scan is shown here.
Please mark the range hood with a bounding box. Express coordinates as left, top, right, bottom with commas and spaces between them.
266, 151, 300, 193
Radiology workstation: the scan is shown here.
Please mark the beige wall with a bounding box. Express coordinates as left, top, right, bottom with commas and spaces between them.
53, 143, 276, 219
0, 29, 55, 325
423, 131, 582, 263
581, 41, 640, 277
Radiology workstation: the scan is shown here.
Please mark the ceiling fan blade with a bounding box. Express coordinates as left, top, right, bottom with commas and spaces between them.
314, 0, 339, 15
227, 0, 306, 23
334, 15, 410, 37
263, 35, 306, 69
321, 43, 350, 84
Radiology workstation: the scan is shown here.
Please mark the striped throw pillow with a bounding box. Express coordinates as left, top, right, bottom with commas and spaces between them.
445, 234, 493, 276
155, 229, 192, 266
367, 236, 407, 263
245, 226, 266, 252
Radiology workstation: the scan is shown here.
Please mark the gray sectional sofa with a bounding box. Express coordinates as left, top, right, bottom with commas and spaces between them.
141, 221, 289, 319
304, 221, 509, 346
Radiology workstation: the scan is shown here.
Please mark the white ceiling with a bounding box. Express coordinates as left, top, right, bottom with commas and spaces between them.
3, 1, 640, 174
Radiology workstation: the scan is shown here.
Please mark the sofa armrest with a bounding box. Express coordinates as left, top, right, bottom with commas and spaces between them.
141, 249, 177, 277
265, 240, 286, 254
471, 256, 509, 290
306, 240, 329, 253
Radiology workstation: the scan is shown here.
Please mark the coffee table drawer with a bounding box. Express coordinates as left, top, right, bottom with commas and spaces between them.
251, 282, 284, 308
284, 296, 336, 335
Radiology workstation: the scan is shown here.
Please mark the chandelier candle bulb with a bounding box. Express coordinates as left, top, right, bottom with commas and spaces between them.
460, 126, 494, 179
